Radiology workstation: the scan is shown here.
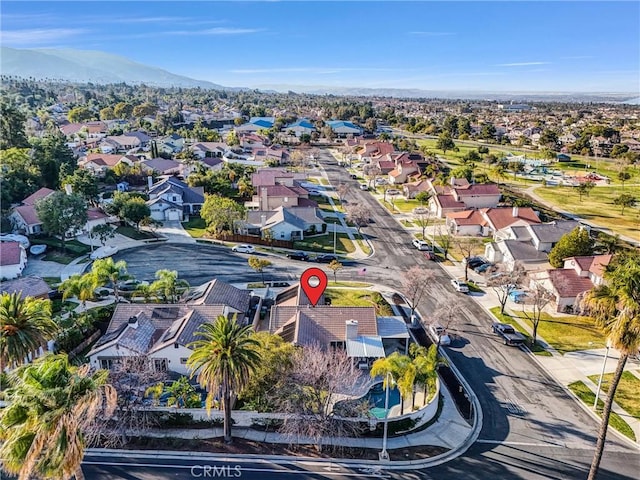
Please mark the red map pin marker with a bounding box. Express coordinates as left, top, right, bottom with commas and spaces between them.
300, 267, 328, 307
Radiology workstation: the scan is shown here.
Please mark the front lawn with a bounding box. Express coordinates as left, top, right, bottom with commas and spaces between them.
182, 217, 207, 238
587, 371, 640, 420
324, 288, 393, 316
116, 225, 157, 240
568, 381, 635, 441
512, 310, 605, 354
293, 233, 355, 254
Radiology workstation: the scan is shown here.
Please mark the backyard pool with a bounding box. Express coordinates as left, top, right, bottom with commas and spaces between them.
365, 382, 401, 419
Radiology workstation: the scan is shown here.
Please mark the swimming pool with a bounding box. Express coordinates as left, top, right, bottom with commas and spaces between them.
366, 382, 401, 419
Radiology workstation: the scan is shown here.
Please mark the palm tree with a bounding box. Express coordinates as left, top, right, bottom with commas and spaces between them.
370, 352, 415, 415
59, 273, 98, 314
0, 292, 57, 379
580, 256, 640, 480
151, 269, 189, 304
410, 344, 441, 408
187, 315, 261, 443
0, 354, 116, 480
133, 283, 156, 303
91, 257, 128, 303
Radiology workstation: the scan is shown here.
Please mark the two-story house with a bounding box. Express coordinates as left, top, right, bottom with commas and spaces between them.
147, 177, 205, 221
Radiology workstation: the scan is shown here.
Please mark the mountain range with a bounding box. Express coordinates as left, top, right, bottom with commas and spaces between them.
1, 47, 637, 103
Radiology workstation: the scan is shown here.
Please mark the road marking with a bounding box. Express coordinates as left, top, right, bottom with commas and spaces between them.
476, 440, 565, 448
83, 461, 390, 477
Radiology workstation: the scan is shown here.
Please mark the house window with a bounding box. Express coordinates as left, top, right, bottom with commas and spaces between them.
99, 359, 113, 369
154, 359, 167, 372
180, 358, 188, 364
280, 232, 285, 238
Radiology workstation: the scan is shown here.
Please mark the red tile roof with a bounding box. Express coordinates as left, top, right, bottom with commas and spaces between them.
436, 194, 465, 209
0, 242, 23, 266
565, 255, 612, 278
454, 183, 501, 196
446, 209, 487, 226
22, 188, 55, 206
13, 205, 40, 226
482, 207, 540, 230
85, 153, 124, 167
547, 269, 595, 297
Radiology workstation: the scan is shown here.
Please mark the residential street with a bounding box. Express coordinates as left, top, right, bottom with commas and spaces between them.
87, 148, 640, 479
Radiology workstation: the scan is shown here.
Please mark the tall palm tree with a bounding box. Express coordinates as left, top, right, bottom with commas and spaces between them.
410, 344, 441, 408
151, 269, 189, 304
0, 354, 116, 480
91, 257, 128, 303
133, 283, 156, 303
0, 292, 57, 378
187, 315, 261, 443
581, 256, 640, 480
370, 352, 415, 415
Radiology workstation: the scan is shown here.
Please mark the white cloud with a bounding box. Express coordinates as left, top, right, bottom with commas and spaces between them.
0, 28, 86, 46
496, 62, 551, 67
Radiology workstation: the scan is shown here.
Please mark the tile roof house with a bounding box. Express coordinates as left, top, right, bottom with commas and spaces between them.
562, 254, 612, 287
10, 188, 55, 235
147, 177, 205, 221
79, 153, 134, 177
0, 241, 28, 280
484, 239, 550, 271
529, 268, 598, 313
265, 284, 409, 363
192, 142, 227, 159
252, 185, 317, 210
87, 279, 254, 374
243, 206, 325, 241
0, 275, 50, 299
446, 206, 540, 237
140, 158, 183, 176
251, 168, 306, 188
427, 178, 501, 218
402, 180, 432, 199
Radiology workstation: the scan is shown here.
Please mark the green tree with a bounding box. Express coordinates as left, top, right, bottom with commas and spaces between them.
91, 257, 129, 303
580, 256, 640, 480
436, 131, 455, 154
415, 191, 432, 206
238, 332, 295, 412
548, 227, 595, 268
151, 269, 189, 304
248, 256, 272, 285
58, 273, 98, 316
617, 170, 632, 189
0, 354, 116, 480
409, 344, 440, 407
613, 193, 636, 215
0, 292, 56, 381
31, 135, 77, 189
91, 224, 116, 247
576, 181, 595, 202
99, 106, 115, 120
226, 130, 239, 146
187, 315, 261, 443
120, 197, 151, 231
451, 165, 475, 183
610, 144, 629, 158
67, 106, 95, 123
132, 102, 158, 118
491, 163, 508, 186
165, 377, 201, 408
113, 102, 134, 119
327, 259, 343, 284
0, 102, 29, 149
201, 194, 245, 237
35, 191, 88, 253
63, 169, 99, 204
0, 148, 41, 208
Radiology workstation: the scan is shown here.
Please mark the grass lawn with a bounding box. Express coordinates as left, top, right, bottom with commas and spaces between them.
182, 217, 207, 238
381, 197, 421, 214
533, 185, 640, 240
568, 381, 636, 441
587, 371, 640, 420
511, 310, 606, 354
489, 307, 552, 356
42, 252, 78, 264
401, 219, 414, 227
116, 225, 156, 240
356, 237, 372, 255
325, 288, 393, 316
310, 194, 344, 213
318, 178, 330, 186
293, 233, 355, 254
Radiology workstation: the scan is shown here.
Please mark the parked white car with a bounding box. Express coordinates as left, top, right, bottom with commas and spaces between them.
450, 278, 470, 293
412, 239, 432, 251
428, 323, 451, 346
232, 244, 256, 254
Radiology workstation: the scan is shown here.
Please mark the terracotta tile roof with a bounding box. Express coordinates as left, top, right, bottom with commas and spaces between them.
446, 209, 487, 226
454, 183, 501, 196
13, 205, 40, 226
565, 254, 612, 278
85, 153, 124, 167
0, 242, 23, 266
482, 207, 541, 230
87, 208, 108, 220
436, 194, 465, 209
269, 305, 378, 347
22, 188, 54, 206
547, 269, 595, 297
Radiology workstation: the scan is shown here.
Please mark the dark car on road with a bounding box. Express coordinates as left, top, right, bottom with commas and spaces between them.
315, 254, 338, 263
286, 251, 309, 261
491, 322, 526, 346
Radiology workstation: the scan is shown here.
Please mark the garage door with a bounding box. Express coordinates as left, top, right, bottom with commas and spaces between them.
167, 209, 181, 221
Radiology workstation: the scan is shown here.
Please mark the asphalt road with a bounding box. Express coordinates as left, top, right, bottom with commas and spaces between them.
100, 149, 639, 479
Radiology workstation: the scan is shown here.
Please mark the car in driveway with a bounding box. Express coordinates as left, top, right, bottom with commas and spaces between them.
315, 254, 338, 263
375, 178, 387, 185
463, 257, 485, 269
286, 251, 309, 261
359, 183, 369, 191
412, 239, 432, 251
450, 278, 470, 293
232, 244, 256, 254
413, 206, 429, 215
509, 290, 528, 303
474, 262, 495, 273
386, 189, 400, 196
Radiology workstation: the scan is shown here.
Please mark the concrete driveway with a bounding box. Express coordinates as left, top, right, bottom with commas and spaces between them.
152, 221, 196, 244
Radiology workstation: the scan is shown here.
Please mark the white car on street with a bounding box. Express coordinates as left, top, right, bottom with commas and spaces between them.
450, 278, 470, 293
428, 323, 451, 346
412, 239, 432, 251
232, 244, 256, 254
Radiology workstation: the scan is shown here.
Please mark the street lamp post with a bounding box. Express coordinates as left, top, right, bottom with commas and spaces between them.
333, 223, 337, 255
379, 372, 392, 461
593, 341, 611, 409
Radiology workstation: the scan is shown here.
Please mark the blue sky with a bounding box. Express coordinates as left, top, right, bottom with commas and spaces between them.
2, 1, 639, 92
